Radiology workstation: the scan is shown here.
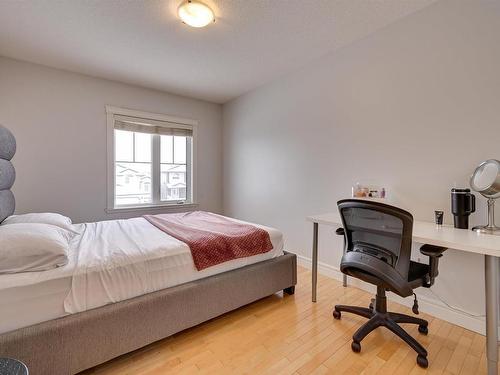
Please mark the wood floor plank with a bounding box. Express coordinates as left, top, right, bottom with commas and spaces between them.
80, 267, 488, 375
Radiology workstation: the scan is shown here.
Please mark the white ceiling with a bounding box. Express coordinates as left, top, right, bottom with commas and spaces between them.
0, 0, 436, 103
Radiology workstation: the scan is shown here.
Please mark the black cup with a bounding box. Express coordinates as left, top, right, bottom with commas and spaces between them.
435, 211, 444, 225
451, 188, 475, 229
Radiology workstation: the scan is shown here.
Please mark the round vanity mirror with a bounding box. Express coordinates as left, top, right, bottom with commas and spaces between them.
470, 159, 500, 198
470, 159, 500, 234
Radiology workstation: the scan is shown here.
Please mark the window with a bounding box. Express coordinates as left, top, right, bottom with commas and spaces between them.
107, 106, 197, 210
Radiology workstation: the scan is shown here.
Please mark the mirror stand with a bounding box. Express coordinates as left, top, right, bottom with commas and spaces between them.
472, 198, 500, 234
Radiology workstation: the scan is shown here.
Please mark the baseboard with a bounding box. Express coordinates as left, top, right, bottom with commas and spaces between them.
296, 254, 487, 335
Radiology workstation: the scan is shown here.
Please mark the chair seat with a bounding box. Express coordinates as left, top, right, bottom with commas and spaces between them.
408, 261, 429, 284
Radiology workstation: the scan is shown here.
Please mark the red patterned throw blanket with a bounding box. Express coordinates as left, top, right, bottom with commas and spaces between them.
143, 211, 274, 270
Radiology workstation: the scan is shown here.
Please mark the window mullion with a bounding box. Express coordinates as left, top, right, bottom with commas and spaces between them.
172, 136, 175, 164
132, 133, 136, 162
186, 137, 192, 203
151, 134, 161, 204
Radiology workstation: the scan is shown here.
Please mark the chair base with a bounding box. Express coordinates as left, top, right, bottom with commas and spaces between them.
333, 287, 429, 368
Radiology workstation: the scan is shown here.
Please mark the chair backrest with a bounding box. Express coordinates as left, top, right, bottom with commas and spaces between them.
337, 199, 414, 295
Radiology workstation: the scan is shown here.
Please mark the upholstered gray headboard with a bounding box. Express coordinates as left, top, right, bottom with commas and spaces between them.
0, 124, 16, 222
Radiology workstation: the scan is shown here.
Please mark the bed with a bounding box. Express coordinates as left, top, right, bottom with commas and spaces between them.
0, 124, 297, 375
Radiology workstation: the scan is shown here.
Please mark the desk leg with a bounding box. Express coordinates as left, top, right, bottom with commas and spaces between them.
312, 222, 318, 303
485, 255, 499, 375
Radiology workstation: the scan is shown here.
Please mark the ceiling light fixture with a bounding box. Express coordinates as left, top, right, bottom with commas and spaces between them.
178, 0, 215, 28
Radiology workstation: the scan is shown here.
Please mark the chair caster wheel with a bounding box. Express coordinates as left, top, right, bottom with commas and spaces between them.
351, 341, 361, 353
417, 354, 428, 368
418, 325, 428, 335
333, 310, 341, 319
369, 298, 374, 311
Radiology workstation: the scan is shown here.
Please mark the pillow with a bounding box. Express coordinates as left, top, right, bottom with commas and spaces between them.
0, 223, 70, 274
2, 213, 73, 231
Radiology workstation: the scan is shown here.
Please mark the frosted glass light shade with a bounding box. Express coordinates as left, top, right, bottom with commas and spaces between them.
178, 1, 214, 28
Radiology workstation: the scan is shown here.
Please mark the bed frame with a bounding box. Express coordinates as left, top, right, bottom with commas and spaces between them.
0, 124, 297, 375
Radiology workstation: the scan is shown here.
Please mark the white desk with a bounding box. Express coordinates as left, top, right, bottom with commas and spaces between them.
307, 212, 500, 375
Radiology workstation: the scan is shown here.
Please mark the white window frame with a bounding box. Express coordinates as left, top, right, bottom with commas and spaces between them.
106, 105, 198, 213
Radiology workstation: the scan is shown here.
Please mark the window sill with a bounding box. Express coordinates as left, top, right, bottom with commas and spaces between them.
105, 203, 199, 214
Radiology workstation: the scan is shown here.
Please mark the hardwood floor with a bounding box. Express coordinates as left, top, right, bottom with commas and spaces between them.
82, 266, 488, 375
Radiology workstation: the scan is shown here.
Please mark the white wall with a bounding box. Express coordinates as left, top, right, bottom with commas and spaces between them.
223, 0, 500, 333
0, 57, 223, 223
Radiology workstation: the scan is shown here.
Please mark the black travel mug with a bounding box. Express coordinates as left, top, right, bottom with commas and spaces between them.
451, 188, 476, 229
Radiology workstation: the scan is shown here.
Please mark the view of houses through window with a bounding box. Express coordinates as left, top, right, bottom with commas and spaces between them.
115, 129, 189, 206
160, 134, 187, 202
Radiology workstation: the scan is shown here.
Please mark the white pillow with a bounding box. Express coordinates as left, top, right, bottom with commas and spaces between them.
2, 213, 73, 231
0, 223, 70, 274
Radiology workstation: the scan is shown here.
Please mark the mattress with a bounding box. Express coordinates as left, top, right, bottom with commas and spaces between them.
0, 216, 283, 334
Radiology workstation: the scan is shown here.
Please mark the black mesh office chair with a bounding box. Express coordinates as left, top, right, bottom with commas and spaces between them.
333, 199, 447, 368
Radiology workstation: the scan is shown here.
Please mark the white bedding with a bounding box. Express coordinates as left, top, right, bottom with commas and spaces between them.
0, 216, 284, 334
0, 275, 72, 334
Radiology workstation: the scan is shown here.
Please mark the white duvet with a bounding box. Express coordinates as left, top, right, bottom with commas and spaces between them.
64, 217, 284, 313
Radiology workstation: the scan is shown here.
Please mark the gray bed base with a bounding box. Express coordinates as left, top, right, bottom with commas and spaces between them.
0, 252, 297, 375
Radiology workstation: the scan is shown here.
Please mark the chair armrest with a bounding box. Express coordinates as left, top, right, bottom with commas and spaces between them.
420, 244, 447, 257
335, 228, 345, 236
419, 244, 447, 287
